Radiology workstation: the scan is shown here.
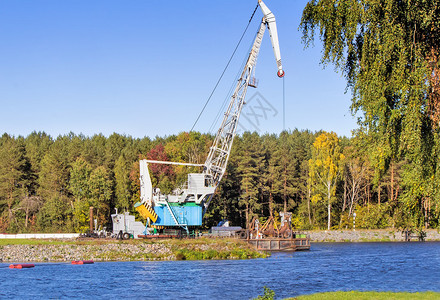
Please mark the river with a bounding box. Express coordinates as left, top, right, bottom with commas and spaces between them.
2, 242, 440, 299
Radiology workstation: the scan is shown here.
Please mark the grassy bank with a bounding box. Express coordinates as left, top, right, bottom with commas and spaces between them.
164, 237, 266, 260
0, 237, 267, 262
288, 291, 440, 299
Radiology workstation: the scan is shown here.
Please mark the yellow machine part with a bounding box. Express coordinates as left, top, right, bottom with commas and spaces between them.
135, 203, 158, 223
150, 225, 164, 229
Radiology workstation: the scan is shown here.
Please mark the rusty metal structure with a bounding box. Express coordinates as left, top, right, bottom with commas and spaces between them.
238, 212, 310, 251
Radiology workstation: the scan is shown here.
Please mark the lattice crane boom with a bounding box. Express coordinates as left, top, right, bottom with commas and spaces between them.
203, 0, 284, 193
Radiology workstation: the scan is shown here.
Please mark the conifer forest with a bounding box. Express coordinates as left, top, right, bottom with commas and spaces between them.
0, 129, 436, 233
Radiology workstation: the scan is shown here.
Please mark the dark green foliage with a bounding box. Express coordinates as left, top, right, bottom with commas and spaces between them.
254, 286, 275, 300
0, 128, 438, 232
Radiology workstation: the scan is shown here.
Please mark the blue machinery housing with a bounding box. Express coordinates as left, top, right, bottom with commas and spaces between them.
153, 203, 202, 226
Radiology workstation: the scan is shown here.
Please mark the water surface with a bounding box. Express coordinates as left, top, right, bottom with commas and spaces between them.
2, 242, 439, 299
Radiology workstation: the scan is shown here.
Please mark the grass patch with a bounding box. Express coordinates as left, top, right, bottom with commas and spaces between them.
359, 238, 392, 242
0, 239, 74, 246
289, 291, 440, 299
170, 238, 267, 260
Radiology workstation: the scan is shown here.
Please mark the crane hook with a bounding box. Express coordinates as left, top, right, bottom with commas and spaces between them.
277, 69, 285, 78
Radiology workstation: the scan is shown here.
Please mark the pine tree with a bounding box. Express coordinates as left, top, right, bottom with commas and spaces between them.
235, 132, 265, 226
0, 134, 27, 230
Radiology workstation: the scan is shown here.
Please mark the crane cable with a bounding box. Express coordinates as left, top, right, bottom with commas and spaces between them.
189, 4, 259, 132
208, 29, 259, 134
283, 76, 285, 131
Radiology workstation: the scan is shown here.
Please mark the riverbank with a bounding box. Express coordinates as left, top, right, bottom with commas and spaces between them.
0, 238, 266, 263
289, 291, 440, 299
307, 229, 440, 242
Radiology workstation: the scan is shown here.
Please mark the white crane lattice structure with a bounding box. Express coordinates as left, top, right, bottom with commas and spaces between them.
136, 0, 284, 228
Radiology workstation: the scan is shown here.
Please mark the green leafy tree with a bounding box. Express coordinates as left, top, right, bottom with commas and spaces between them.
289, 130, 316, 228
37, 194, 72, 232
105, 133, 129, 169
114, 154, 133, 210
69, 157, 92, 231
89, 166, 112, 227
37, 138, 72, 231
300, 0, 440, 225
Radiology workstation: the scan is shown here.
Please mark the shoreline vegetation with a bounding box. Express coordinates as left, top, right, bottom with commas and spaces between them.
288, 291, 440, 300
0, 237, 266, 263
253, 288, 440, 299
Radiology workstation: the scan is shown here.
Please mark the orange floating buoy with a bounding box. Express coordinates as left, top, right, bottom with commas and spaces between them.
71, 260, 94, 265
9, 264, 35, 269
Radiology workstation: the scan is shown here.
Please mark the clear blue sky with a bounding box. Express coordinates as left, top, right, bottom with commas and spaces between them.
0, 0, 358, 139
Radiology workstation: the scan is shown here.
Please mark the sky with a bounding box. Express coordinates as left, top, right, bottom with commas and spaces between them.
0, 0, 359, 139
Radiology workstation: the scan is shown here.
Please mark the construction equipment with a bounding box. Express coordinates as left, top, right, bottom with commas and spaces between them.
246, 212, 293, 239
111, 208, 146, 239
135, 0, 284, 234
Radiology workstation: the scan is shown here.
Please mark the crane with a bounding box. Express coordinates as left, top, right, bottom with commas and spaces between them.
134, 0, 284, 234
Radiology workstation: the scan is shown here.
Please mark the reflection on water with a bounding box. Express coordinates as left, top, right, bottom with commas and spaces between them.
1, 242, 440, 299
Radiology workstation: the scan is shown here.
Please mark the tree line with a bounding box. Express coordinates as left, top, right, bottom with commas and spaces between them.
0, 129, 436, 233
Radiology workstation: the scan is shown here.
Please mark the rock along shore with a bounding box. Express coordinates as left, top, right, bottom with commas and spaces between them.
0, 243, 174, 263
0, 238, 265, 263
307, 229, 440, 242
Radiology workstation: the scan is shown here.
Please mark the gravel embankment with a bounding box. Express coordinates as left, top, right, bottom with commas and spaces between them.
0, 243, 173, 263
308, 229, 440, 242
0, 238, 264, 262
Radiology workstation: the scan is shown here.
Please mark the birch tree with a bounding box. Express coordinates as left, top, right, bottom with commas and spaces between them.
309, 132, 344, 230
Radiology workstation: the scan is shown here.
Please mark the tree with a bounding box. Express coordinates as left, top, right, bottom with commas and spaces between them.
36, 194, 72, 232
38, 137, 70, 199
68, 157, 92, 231
309, 132, 344, 230
105, 133, 129, 169
264, 132, 297, 217
146, 143, 175, 194
89, 166, 112, 227
37, 138, 72, 232
0, 135, 27, 230
115, 154, 133, 210
24, 131, 52, 195
343, 142, 371, 219
262, 134, 280, 217
17, 195, 42, 229
234, 132, 265, 226
300, 0, 440, 224
289, 130, 316, 228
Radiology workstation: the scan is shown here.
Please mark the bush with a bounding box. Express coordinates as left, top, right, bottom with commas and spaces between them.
254, 287, 275, 300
